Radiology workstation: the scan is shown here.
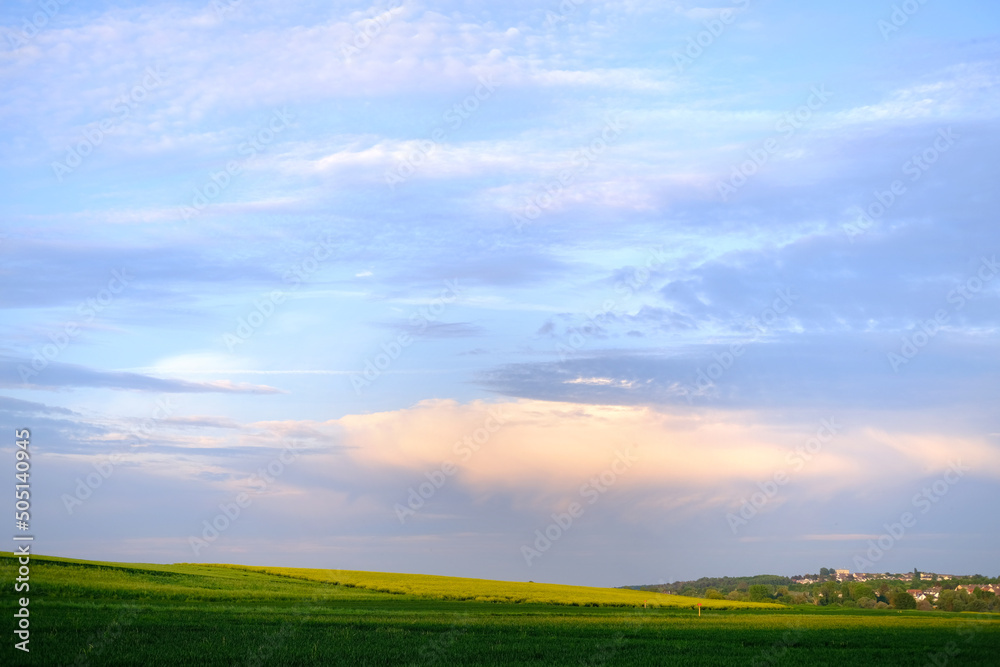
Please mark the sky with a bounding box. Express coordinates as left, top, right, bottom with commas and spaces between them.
1, 0, 999, 588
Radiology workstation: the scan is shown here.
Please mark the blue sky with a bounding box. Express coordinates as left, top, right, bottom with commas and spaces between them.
2, 0, 999, 587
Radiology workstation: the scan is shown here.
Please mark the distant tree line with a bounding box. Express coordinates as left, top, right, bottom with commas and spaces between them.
624, 573, 1000, 612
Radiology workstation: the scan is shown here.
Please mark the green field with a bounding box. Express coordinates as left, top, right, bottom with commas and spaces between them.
3, 553, 998, 666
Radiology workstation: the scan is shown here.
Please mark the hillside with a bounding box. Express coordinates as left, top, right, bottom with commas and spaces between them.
1, 552, 779, 610
4, 552, 998, 666
207, 562, 782, 609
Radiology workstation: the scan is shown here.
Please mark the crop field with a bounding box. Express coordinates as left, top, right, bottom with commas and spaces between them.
211, 563, 780, 609
4, 553, 999, 666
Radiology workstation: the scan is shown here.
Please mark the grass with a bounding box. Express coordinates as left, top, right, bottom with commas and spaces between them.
205, 562, 780, 609
3, 552, 999, 666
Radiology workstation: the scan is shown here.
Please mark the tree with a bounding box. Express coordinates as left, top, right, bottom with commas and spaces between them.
748, 585, 771, 603
967, 599, 988, 613
820, 567, 830, 577
850, 583, 874, 602
890, 591, 917, 610
705, 588, 725, 600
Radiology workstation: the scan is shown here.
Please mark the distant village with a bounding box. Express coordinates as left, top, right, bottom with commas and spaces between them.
792, 568, 955, 584
790, 569, 1000, 607
630, 568, 1000, 612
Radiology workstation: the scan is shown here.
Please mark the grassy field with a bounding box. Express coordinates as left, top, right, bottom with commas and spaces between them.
208, 563, 780, 609
3, 553, 999, 666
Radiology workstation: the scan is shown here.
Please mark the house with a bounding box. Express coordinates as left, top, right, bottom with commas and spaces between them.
959, 584, 999, 595
906, 589, 926, 601
834, 569, 850, 581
